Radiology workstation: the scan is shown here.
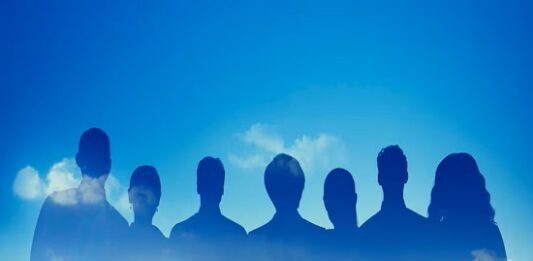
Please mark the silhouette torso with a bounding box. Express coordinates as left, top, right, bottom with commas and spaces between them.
170, 210, 246, 260
359, 200, 429, 260
320, 228, 362, 260
248, 211, 325, 261
127, 222, 169, 261
433, 218, 506, 260
31, 188, 128, 261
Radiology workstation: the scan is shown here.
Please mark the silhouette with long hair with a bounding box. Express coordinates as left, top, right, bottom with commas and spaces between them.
169, 156, 246, 260
359, 145, 429, 260
31, 128, 128, 261
428, 153, 506, 260
321, 168, 361, 260
126, 165, 169, 260
248, 153, 325, 261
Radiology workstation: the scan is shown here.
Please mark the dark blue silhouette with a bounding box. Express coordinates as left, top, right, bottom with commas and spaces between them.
126, 165, 169, 260
27, 128, 509, 261
359, 145, 430, 260
248, 153, 325, 261
428, 153, 507, 260
31, 128, 128, 261
321, 168, 361, 260
170, 157, 246, 260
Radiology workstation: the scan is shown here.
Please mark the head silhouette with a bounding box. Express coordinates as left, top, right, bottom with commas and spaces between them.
197, 157, 225, 205
128, 165, 161, 223
75, 128, 111, 178
264, 153, 305, 213
324, 168, 358, 230
377, 145, 408, 189
428, 153, 495, 223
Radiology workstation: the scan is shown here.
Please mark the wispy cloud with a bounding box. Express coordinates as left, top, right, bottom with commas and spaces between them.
13, 158, 131, 221
13, 159, 79, 200
228, 123, 346, 174
471, 249, 506, 261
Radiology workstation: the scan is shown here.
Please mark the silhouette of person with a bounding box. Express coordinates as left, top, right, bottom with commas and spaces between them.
248, 153, 325, 261
126, 165, 169, 260
169, 156, 246, 261
428, 153, 506, 261
359, 145, 429, 260
31, 128, 128, 261
321, 168, 361, 260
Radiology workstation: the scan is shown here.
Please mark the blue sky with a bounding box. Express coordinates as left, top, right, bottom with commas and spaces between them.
2, 0, 532, 260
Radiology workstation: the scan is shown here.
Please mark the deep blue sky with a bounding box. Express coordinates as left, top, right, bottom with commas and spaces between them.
2, 0, 532, 260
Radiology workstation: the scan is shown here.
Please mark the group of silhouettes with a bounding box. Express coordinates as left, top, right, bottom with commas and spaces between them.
30, 128, 507, 261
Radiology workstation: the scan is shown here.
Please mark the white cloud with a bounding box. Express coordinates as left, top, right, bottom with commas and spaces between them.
287, 134, 344, 173
471, 249, 505, 261
13, 158, 132, 221
228, 154, 268, 170
242, 124, 285, 152
229, 123, 346, 174
13, 166, 44, 200
13, 159, 82, 201
45, 159, 80, 196
105, 174, 132, 220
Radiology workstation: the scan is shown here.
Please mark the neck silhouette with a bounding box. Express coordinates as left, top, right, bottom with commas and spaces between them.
382, 184, 405, 207
78, 175, 107, 204
199, 195, 222, 215
134, 211, 154, 226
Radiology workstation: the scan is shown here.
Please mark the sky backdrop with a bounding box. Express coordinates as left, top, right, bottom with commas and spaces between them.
2, 0, 532, 260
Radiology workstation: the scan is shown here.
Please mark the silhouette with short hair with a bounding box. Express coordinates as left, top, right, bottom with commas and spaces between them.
428, 153, 506, 260
324, 168, 358, 231
359, 145, 429, 260
169, 157, 246, 260
31, 128, 128, 261
126, 165, 169, 260
321, 168, 361, 260
248, 153, 325, 260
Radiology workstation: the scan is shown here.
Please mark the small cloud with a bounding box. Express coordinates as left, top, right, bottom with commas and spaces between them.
13, 158, 81, 201
287, 134, 344, 173
13, 158, 131, 221
106, 174, 132, 220
13, 166, 44, 200
242, 123, 285, 152
44, 159, 80, 196
228, 154, 268, 169
471, 249, 505, 261
229, 123, 346, 174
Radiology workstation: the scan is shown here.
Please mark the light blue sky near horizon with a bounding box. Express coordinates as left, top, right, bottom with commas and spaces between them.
2, 0, 532, 260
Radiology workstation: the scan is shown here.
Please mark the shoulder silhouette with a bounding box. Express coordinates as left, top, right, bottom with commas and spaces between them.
359, 145, 430, 260
126, 165, 170, 260
30, 128, 128, 261
169, 156, 246, 260
428, 153, 507, 260
321, 168, 361, 260
248, 153, 325, 261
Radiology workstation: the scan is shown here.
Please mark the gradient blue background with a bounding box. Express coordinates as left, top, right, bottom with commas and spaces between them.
2, 0, 532, 260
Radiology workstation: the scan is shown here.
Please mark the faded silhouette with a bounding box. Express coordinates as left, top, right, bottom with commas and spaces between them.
169, 157, 246, 260
126, 165, 169, 260
359, 145, 430, 260
31, 128, 128, 261
248, 153, 325, 261
27, 129, 509, 261
428, 153, 507, 261
321, 168, 361, 260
